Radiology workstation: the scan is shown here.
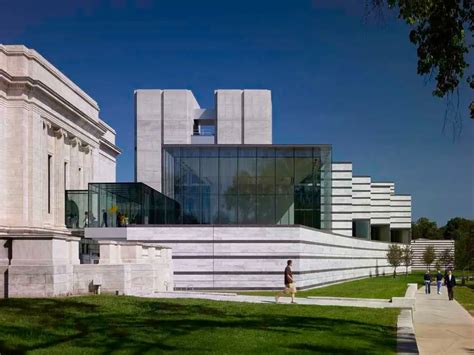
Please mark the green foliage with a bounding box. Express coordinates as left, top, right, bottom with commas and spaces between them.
401, 245, 414, 275
439, 248, 455, 270
423, 245, 436, 269
412, 217, 441, 239
386, 244, 403, 277
443, 217, 474, 270
372, 0, 473, 113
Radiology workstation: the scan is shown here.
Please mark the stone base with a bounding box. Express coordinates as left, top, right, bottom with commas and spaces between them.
0, 234, 173, 298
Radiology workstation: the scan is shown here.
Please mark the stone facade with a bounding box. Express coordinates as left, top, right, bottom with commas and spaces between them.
331, 162, 412, 242
86, 226, 400, 290
0, 44, 120, 232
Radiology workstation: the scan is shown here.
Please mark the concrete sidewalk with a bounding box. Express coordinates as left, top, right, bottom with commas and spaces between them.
413, 285, 474, 354
141, 291, 397, 308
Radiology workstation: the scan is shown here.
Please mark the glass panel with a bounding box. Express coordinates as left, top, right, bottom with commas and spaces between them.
257, 148, 275, 195
219, 148, 238, 195
257, 194, 275, 224
238, 148, 256, 195
275, 149, 294, 195
238, 194, 256, 224
65, 190, 88, 229
183, 194, 201, 224
275, 194, 294, 225
202, 194, 218, 224
200, 148, 219, 195
219, 194, 237, 224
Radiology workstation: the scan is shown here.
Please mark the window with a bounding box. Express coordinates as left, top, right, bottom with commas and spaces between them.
48, 154, 52, 214
64, 162, 68, 190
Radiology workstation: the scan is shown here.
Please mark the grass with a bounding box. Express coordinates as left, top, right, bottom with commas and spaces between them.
241, 272, 424, 299
0, 295, 399, 354
455, 280, 474, 315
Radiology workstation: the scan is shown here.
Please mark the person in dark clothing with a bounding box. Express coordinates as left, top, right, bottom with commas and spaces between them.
424, 270, 432, 294
445, 269, 456, 300
275, 260, 296, 304
101, 209, 108, 227
436, 270, 443, 295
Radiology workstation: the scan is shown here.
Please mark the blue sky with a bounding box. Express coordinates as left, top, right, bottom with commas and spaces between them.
1, 0, 473, 225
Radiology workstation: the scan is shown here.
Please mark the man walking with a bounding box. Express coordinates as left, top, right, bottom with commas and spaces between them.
275, 260, 296, 304
436, 270, 443, 295
424, 270, 432, 294
445, 269, 456, 301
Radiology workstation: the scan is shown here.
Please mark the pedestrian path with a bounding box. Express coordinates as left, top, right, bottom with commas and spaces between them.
413, 285, 474, 354
141, 291, 396, 308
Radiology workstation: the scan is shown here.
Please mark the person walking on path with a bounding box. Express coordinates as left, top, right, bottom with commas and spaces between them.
436, 270, 443, 295
445, 269, 456, 300
275, 260, 296, 304
423, 270, 432, 294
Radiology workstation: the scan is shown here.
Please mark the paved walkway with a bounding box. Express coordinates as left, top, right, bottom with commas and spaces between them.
140, 291, 395, 308
413, 285, 474, 354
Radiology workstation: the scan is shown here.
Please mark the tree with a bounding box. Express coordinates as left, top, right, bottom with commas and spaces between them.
439, 248, 454, 270
369, 0, 474, 120
422, 245, 436, 270
401, 245, 414, 275
387, 244, 403, 278
442, 217, 474, 270
412, 217, 441, 239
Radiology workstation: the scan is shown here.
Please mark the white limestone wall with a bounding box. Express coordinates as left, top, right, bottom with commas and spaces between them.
371, 182, 392, 226
242, 90, 272, 144
85, 226, 396, 290
330, 163, 353, 236
390, 195, 412, 229
352, 176, 371, 220
411, 239, 455, 271
73, 241, 173, 294
0, 44, 119, 231
135, 89, 163, 192
216, 90, 243, 144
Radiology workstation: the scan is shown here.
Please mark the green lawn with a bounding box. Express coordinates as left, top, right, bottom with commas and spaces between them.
0, 296, 399, 354
455, 280, 474, 315
242, 273, 424, 299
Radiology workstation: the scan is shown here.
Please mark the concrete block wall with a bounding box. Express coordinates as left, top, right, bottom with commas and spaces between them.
242, 90, 272, 144
330, 163, 353, 236
215, 89, 272, 144
215, 90, 243, 144
85, 226, 397, 291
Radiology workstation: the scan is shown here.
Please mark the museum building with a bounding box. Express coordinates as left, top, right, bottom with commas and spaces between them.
1, 45, 412, 295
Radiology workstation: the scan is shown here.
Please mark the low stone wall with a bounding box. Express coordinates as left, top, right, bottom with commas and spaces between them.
86, 225, 405, 290
0, 236, 173, 298
73, 241, 173, 295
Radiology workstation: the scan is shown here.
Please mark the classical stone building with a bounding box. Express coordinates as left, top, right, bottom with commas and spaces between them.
0, 45, 172, 297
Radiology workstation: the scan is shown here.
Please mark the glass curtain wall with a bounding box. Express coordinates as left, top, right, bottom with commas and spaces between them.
65, 190, 88, 228
162, 145, 332, 229
86, 183, 180, 227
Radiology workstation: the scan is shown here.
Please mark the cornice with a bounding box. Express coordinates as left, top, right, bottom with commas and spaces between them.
99, 139, 121, 157
0, 44, 99, 110
0, 71, 106, 138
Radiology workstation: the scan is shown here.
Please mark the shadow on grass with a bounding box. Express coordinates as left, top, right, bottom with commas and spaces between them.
0, 296, 397, 354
